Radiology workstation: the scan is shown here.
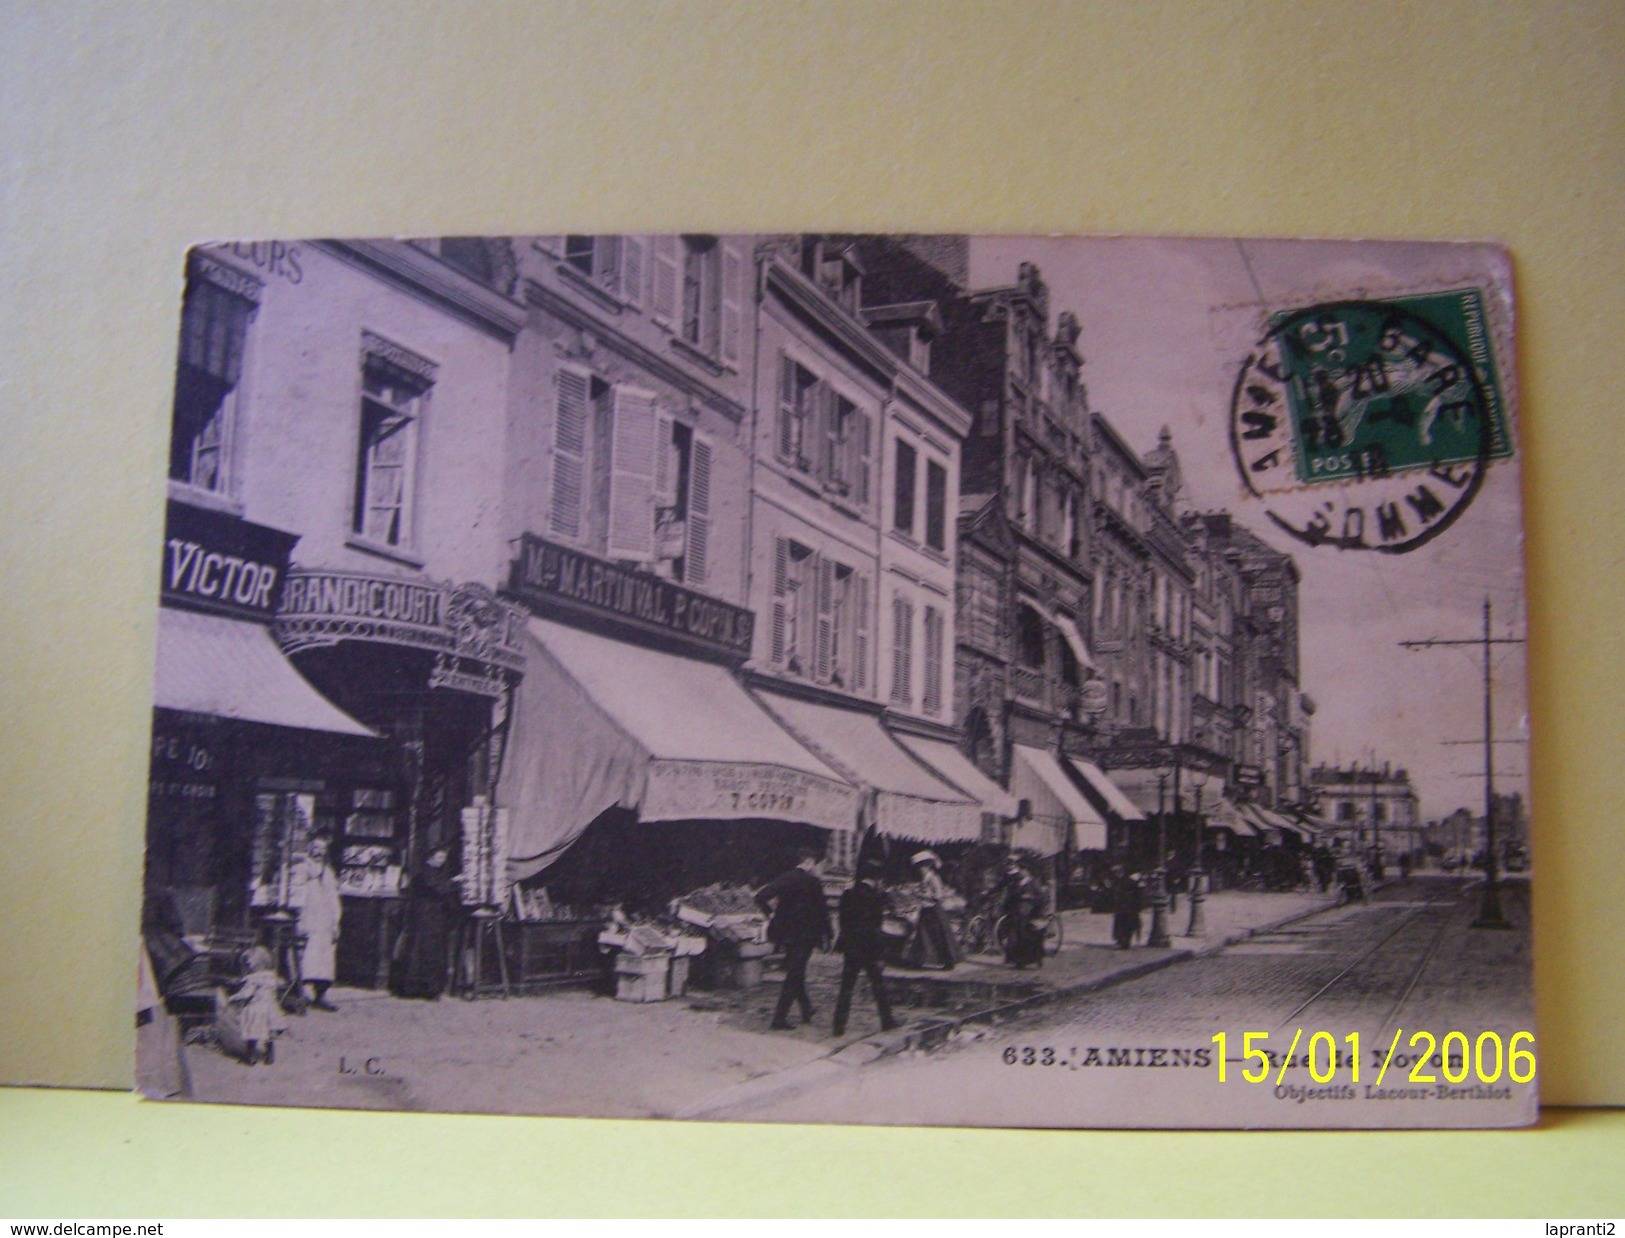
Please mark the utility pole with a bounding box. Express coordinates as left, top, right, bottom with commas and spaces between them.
1400, 598, 1525, 930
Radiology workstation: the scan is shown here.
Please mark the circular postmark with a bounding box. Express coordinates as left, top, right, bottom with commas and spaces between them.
1229, 295, 1508, 554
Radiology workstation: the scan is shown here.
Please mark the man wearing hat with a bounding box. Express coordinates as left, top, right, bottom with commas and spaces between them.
832, 865, 901, 1038
755, 846, 831, 1030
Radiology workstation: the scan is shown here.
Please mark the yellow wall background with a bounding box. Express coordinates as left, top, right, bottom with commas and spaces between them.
1, 0, 1621, 1215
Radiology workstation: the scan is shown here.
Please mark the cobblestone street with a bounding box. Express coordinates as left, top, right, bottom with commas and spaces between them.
701, 874, 1536, 1128
173, 884, 1335, 1119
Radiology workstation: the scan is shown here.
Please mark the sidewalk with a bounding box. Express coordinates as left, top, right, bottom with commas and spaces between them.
174, 886, 1337, 1120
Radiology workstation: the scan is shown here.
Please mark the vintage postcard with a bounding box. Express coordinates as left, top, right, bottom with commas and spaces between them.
138, 233, 1535, 1128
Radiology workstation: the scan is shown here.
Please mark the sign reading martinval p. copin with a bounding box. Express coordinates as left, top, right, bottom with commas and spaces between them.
508, 532, 755, 661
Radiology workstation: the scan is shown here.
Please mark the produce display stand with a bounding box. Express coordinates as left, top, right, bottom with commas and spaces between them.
498, 918, 606, 993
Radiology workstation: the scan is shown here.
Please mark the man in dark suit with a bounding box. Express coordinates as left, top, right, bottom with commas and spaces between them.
831, 867, 901, 1038
755, 846, 830, 1030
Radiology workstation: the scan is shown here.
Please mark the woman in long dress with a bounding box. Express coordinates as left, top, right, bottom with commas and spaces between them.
392, 847, 460, 999
905, 851, 961, 970
999, 859, 1047, 969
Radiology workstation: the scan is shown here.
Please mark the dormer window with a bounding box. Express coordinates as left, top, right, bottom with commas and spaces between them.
863, 301, 941, 377
813, 242, 863, 314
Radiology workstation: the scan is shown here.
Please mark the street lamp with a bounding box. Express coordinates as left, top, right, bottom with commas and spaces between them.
1186, 766, 1211, 937
1147, 769, 1172, 948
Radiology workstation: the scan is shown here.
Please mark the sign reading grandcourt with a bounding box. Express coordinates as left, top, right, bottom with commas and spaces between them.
508, 532, 755, 661
276, 570, 526, 673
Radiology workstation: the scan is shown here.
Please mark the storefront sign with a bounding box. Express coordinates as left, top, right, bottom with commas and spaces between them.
643, 761, 858, 833
148, 717, 222, 802
508, 533, 755, 661
277, 570, 526, 672
161, 500, 298, 624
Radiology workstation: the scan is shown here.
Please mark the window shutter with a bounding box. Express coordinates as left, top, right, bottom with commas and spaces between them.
607, 386, 658, 560
687, 435, 712, 586
777, 355, 797, 461
810, 381, 830, 478
595, 236, 623, 295
549, 366, 590, 539
814, 556, 834, 682
924, 606, 944, 715
823, 389, 841, 487
853, 574, 870, 691
854, 408, 872, 506
651, 235, 679, 324
620, 236, 645, 309
721, 242, 744, 366
653, 412, 677, 506
771, 537, 789, 664
892, 595, 913, 704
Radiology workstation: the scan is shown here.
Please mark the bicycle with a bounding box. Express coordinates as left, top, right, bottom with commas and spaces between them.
994, 908, 1064, 957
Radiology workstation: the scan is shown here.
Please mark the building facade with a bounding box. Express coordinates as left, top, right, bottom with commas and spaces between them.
151, 238, 532, 986
1310, 761, 1422, 857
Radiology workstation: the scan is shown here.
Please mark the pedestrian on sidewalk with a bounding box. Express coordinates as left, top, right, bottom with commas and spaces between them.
1111, 866, 1143, 950
289, 835, 342, 1012
997, 857, 1047, 969
756, 846, 830, 1030
832, 867, 901, 1038
392, 846, 461, 1000
904, 850, 961, 971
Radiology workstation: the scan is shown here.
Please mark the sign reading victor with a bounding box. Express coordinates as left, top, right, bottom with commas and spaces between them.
276, 570, 526, 673
508, 533, 755, 661
161, 500, 297, 624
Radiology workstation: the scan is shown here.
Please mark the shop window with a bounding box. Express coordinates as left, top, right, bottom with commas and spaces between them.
890, 594, 914, 705
922, 604, 944, 716
925, 459, 947, 552
353, 360, 428, 550
171, 262, 260, 494
893, 439, 918, 537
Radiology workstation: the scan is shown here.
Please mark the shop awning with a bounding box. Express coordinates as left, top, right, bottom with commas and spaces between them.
499, 618, 860, 879
1064, 757, 1145, 822
1239, 803, 1284, 844
1202, 796, 1258, 836
893, 733, 1021, 820
1009, 744, 1107, 853
153, 607, 375, 736
1262, 808, 1312, 842
753, 690, 983, 844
